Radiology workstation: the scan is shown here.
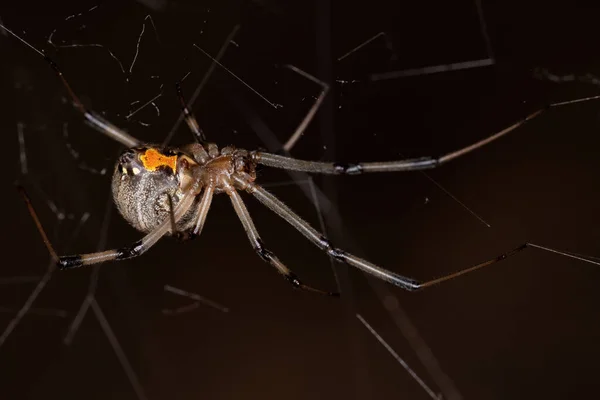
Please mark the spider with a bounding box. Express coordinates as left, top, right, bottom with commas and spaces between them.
5, 22, 597, 296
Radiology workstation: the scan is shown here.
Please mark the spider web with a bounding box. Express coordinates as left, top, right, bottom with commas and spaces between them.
3, 1, 600, 400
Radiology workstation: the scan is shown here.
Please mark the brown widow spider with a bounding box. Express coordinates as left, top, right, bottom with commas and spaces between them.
5, 22, 599, 296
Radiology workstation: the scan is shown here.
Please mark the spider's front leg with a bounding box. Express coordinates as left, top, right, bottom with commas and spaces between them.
18, 185, 199, 269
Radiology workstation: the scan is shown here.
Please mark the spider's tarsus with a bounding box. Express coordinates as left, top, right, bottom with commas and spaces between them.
285, 273, 338, 297
414, 243, 530, 290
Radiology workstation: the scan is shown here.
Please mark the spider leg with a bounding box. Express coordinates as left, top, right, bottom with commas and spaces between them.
192, 184, 215, 237
175, 82, 207, 143
167, 194, 178, 235
0, 22, 141, 148
19, 184, 197, 269
227, 185, 338, 296
232, 175, 530, 291
253, 109, 541, 174
253, 95, 600, 174
169, 184, 214, 241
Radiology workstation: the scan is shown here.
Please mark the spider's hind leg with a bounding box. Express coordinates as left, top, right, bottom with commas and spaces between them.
232, 175, 531, 291
227, 186, 338, 296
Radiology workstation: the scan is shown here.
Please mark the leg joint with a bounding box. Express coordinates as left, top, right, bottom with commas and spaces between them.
319, 236, 346, 262
254, 239, 275, 262
333, 163, 363, 175
116, 240, 144, 260
58, 255, 83, 270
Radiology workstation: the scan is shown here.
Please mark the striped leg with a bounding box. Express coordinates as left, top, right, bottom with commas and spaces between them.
252, 94, 600, 175
252, 109, 543, 175
175, 82, 206, 143
232, 175, 528, 291
19, 184, 198, 269
227, 187, 337, 296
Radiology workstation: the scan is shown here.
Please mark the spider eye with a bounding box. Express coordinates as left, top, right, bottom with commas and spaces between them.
119, 149, 136, 165
116, 149, 145, 176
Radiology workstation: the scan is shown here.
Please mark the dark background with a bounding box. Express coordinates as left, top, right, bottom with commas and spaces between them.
1, 0, 600, 399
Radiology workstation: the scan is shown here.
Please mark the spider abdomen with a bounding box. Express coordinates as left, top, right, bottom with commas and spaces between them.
111, 146, 201, 234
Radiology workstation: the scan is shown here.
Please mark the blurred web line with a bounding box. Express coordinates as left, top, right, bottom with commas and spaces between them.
163, 25, 240, 146
0, 211, 88, 348
163, 284, 230, 313
162, 302, 201, 315
357, 314, 441, 400
417, 169, 491, 228
0, 307, 67, 318
398, 148, 490, 228
126, 86, 164, 120
47, 42, 126, 77
534, 68, 600, 88
372, 285, 460, 399
47, 4, 126, 78
62, 122, 108, 176
339, 0, 495, 81
194, 43, 283, 109
0, 276, 42, 285
63, 191, 114, 345
370, 58, 494, 81
129, 15, 160, 76
337, 31, 392, 62
17, 122, 27, 174
135, 0, 167, 13
91, 298, 148, 400
474, 0, 494, 61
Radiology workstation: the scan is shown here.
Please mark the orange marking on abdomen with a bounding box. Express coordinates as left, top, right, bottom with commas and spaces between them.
140, 148, 177, 172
